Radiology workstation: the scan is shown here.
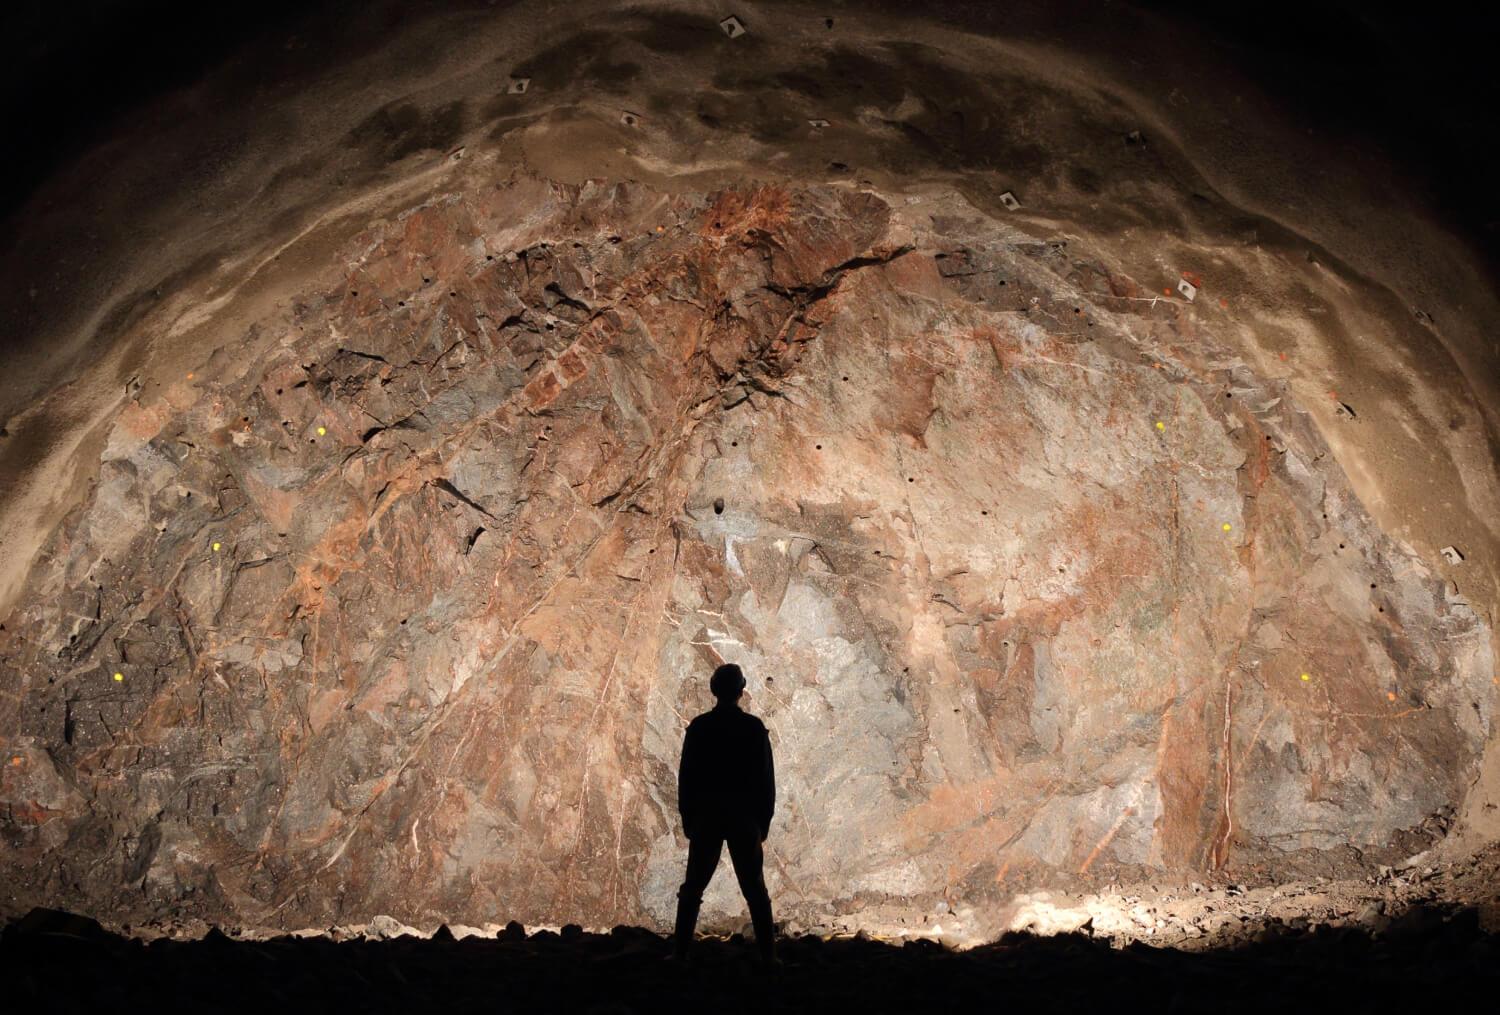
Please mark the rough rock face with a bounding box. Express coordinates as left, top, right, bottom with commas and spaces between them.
0, 175, 1491, 934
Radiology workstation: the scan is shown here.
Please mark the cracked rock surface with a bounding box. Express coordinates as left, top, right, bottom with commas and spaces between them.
1, 174, 1490, 934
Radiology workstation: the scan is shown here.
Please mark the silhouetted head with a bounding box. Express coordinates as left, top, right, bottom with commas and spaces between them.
710, 662, 745, 704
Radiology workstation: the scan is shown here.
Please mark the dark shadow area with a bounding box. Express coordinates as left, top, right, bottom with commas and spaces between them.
3, 0, 1496, 263
3, 904, 1495, 1014
876, 0, 1500, 268
0, 0, 503, 223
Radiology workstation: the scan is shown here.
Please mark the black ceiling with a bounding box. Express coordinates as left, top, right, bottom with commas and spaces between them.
1, 0, 1496, 266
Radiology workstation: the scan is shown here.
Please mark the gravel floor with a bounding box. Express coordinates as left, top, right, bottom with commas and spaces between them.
4, 902, 1496, 1015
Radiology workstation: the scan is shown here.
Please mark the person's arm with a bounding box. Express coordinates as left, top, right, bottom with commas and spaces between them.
760, 727, 775, 842
678, 723, 699, 838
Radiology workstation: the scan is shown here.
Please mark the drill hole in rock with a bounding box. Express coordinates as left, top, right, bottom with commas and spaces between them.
713, 497, 725, 515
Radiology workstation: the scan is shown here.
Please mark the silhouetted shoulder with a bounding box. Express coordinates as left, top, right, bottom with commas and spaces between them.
685, 708, 766, 736
685, 711, 721, 734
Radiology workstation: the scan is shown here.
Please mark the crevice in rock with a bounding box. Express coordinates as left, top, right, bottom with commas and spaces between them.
429, 478, 497, 520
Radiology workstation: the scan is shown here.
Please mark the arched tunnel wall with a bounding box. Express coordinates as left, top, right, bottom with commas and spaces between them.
1, 1, 1496, 940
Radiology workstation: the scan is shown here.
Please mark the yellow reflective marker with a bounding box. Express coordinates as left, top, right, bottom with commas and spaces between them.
113, 672, 124, 682
1222, 523, 1232, 532
317, 426, 327, 436
212, 541, 221, 552
1300, 672, 1311, 682
1155, 421, 1165, 431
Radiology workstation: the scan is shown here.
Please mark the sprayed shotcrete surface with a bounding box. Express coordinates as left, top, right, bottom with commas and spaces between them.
0, 3, 1497, 939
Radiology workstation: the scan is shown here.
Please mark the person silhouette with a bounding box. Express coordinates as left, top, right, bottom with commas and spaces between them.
673, 662, 776, 966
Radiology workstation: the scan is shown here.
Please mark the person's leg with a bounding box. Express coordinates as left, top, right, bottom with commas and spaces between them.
674, 835, 724, 958
726, 834, 775, 965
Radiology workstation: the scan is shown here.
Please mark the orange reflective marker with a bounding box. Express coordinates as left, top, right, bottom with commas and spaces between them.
1387, 691, 1397, 702
12, 756, 23, 766
186, 372, 194, 380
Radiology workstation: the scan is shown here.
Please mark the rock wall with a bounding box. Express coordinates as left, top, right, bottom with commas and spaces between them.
1, 174, 1491, 933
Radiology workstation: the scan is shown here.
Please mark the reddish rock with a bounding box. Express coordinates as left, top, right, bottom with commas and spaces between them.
0, 178, 1490, 939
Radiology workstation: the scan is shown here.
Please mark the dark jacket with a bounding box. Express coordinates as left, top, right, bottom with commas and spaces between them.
677, 703, 775, 841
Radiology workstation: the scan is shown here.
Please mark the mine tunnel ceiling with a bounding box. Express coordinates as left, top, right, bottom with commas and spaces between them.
3, 0, 1498, 253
